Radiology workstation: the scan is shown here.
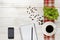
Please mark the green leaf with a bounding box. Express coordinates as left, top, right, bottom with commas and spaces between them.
43, 6, 59, 20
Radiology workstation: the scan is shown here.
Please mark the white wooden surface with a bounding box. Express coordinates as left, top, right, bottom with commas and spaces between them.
0, 0, 60, 40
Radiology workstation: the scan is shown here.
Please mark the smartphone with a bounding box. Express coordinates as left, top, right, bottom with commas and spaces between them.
8, 27, 14, 39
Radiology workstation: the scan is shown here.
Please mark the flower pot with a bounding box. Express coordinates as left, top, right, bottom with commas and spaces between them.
44, 17, 55, 23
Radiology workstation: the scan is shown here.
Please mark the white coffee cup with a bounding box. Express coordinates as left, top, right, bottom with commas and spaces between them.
42, 22, 56, 36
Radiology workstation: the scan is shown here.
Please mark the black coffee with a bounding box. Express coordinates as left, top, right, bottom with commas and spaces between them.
46, 25, 54, 33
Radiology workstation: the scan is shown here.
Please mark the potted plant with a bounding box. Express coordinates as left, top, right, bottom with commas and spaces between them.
43, 6, 59, 22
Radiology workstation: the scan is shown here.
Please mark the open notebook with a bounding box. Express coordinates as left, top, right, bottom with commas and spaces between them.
19, 24, 37, 40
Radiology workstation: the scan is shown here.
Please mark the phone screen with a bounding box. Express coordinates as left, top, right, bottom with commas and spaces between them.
8, 27, 14, 39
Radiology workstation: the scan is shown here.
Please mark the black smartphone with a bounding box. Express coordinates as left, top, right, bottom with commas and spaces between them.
8, 27, 14, 39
